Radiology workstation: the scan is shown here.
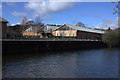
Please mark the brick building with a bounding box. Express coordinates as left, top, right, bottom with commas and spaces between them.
23, 25, 43, 38
54, 24, 105, 40
23, 24, 105, 40
23, 25, 59, 38
0, 17, 8, 39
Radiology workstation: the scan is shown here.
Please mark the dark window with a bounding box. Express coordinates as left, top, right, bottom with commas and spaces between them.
60, 33, 62, 36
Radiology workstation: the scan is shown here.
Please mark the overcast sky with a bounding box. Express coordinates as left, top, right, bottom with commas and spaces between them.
1, 1, 119, 29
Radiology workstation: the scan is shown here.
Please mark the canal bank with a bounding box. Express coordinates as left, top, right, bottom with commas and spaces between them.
2, 40, 108, 55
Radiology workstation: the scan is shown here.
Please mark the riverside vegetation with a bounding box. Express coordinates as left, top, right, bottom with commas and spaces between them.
102, 28, 120, 47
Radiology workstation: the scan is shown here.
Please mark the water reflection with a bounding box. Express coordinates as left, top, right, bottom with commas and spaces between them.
3, 48, 118, 78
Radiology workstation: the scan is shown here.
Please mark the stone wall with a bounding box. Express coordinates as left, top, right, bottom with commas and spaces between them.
2, 41, 108, 55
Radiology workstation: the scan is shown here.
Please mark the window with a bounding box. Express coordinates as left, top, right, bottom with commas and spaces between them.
58, 25, 74, 30
60, 33, 62, 36
69, 34, 71, 36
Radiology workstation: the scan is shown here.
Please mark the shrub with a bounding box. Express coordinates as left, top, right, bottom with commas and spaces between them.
102, 28, 120, 47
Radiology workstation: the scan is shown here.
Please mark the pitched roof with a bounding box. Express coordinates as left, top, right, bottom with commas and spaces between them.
56, 24, 105, 34
40, 25, 59, 33
24, 25, 41, 31
48, 25, 59, 30
41, 25, 59, 30
0, 16, 8, 23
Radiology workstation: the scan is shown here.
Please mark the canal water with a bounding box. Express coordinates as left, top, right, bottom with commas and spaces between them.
2, 48, 119, 78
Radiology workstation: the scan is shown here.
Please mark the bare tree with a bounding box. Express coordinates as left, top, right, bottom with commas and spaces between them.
21, 16, 27, 28
76, 22, 86, 27
20, 16, 28, 37
26, 20, 35, 26
35, 16, 43, 27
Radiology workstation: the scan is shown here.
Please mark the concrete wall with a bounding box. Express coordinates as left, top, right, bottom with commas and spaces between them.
2, 41, 108, 55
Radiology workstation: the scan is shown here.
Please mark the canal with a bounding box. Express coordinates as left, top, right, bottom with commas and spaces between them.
2, 48, 119, 78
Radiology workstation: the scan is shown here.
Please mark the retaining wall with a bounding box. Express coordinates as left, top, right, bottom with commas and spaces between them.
2, 40, 108, 55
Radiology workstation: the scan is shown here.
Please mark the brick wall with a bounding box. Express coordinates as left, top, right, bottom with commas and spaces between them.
0, 22, 7, 39
23, 31, 41, 36
54, 30, 77, 37
77, 30, 103, 40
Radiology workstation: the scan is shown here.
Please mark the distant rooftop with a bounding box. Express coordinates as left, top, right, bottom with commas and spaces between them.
0, 16, 8, 23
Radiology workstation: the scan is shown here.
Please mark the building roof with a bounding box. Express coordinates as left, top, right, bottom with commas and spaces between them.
56, 24, 105, 34
24, 24, 105, 34
41, 25, 59, 30
48, 25, 59, 30
0, 16, 8, 23
70, 25, 105, 34
24, 25, 59, 33
40, 25, 59, 33
24, 25, 41, 31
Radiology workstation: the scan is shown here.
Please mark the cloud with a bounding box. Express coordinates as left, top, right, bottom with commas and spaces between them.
6, 2, 16, 6
0, 4, 2, 16
0, 4, 2, 9
24, 1, 75, 17
10, 23, 21, 26
10, 24, 16, 26
72, 20, 79, 24
12, 11, 27, 17
95, 18, 118, 29
2, 0, 112, 2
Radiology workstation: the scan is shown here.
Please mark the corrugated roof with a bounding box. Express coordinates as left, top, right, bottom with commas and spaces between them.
69, 25, 105, 34
0, 16, 8, 23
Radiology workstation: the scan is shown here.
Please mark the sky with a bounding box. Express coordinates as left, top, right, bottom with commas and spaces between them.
1, 1, 119, 29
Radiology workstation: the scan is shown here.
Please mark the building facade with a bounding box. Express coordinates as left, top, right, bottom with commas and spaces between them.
40, 25, 59, 37
0, 17, 8, 39
23, 24, 105, 40
54, 24, 105, 40
23, 25, 42, 38
23, 25, 59, 38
